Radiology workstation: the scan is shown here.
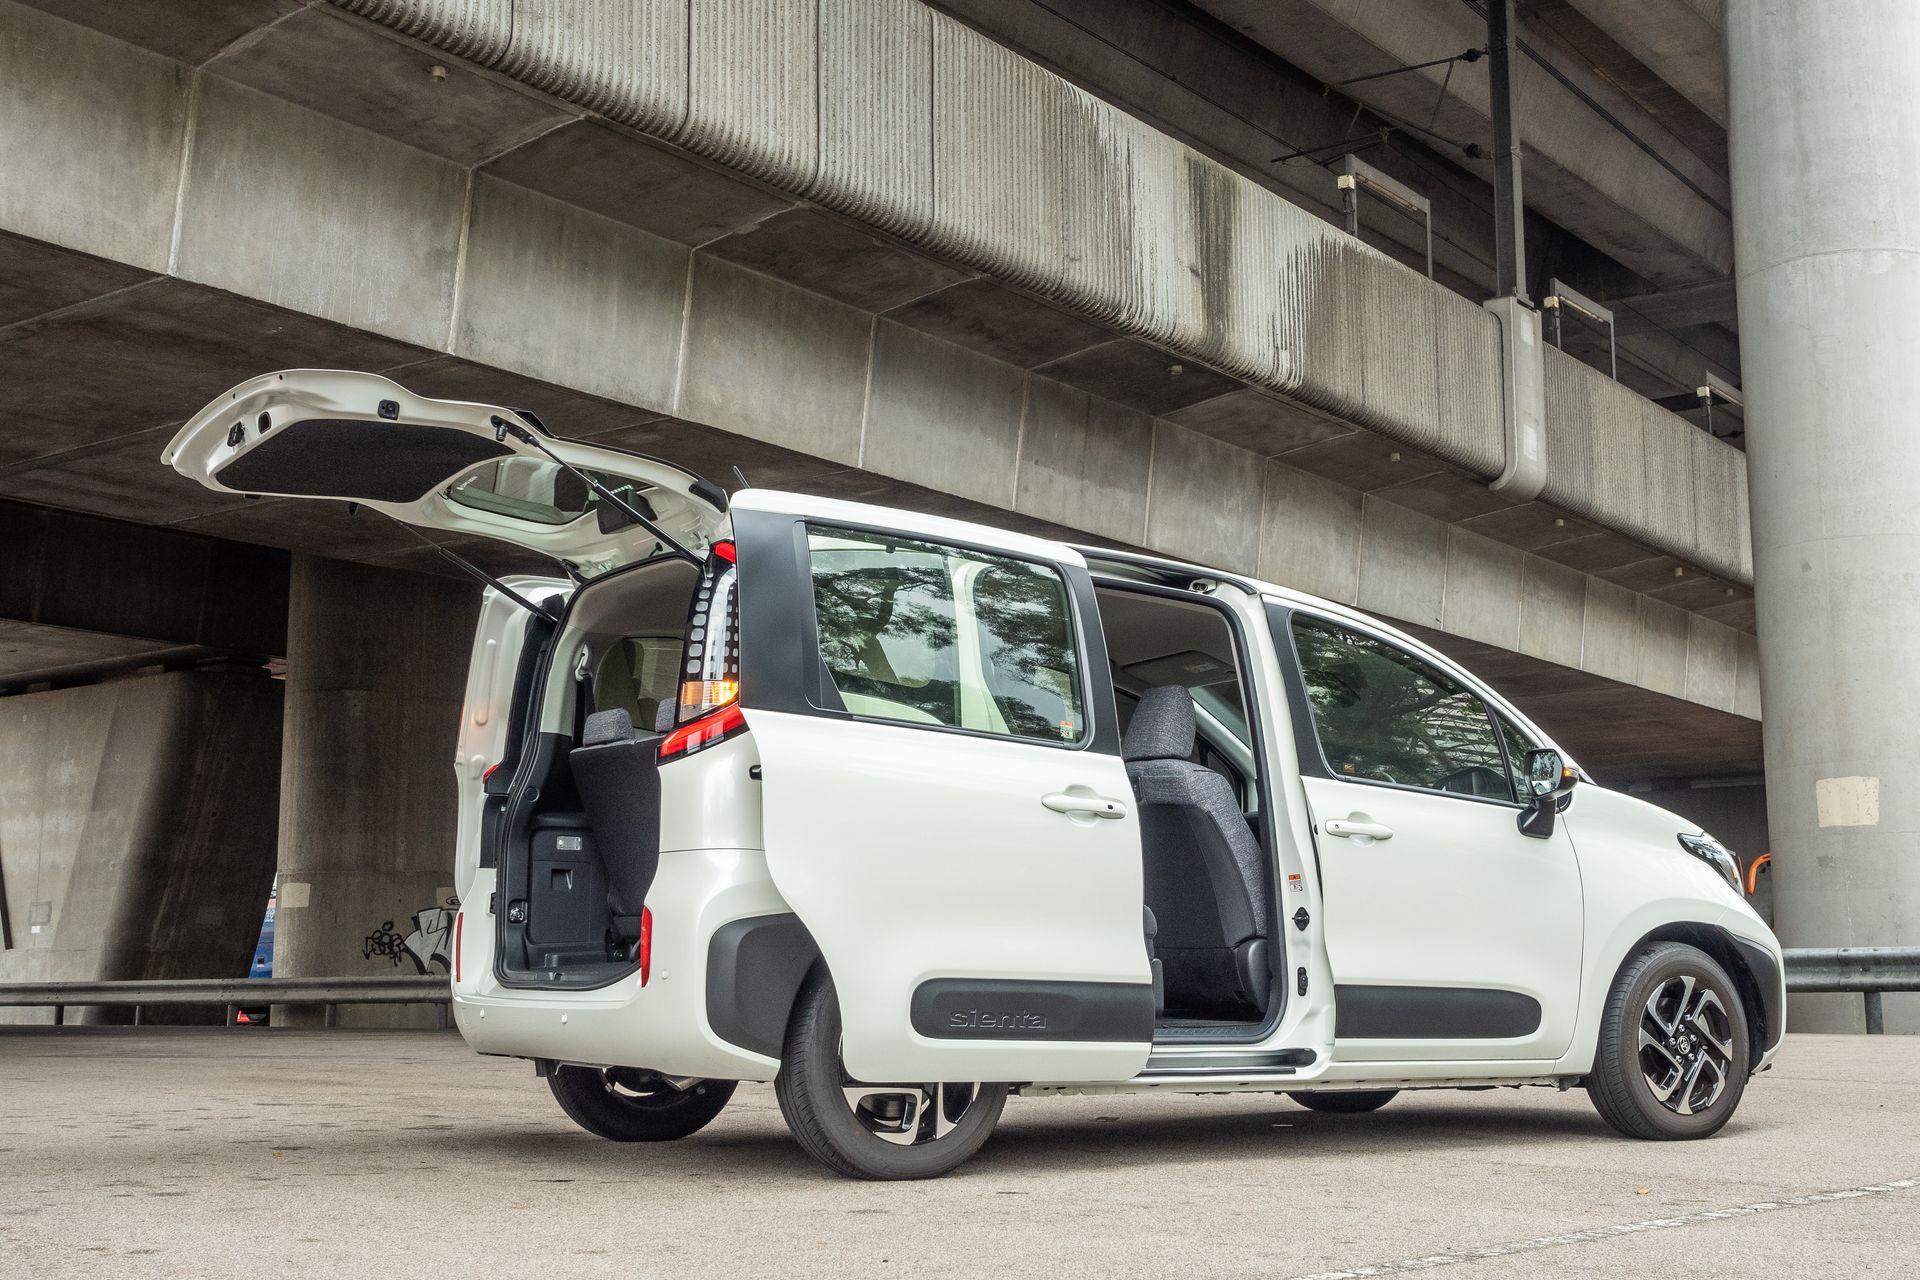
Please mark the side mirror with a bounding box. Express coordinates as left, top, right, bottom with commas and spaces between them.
1518, 747, 1576, 838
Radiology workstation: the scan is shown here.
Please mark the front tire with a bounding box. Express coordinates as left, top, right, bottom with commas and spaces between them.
548, 1066, 737, 1142
1589, 942, 1749, 1140
1291, 1089, 1398, 1114
774, 968, 1008, 1180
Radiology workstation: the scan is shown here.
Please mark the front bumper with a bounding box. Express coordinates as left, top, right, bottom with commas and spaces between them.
1731, 932, 1787, 1073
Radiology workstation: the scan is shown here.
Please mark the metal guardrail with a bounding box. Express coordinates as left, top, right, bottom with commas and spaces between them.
0, 976, 450, 1029
2, 951, 1914, 1034
1783, 948, 1920, 1034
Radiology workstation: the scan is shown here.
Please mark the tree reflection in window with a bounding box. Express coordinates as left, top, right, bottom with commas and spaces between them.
972, 562, 1081, 741
810, 534, 960, 726
806, 527, 1084, 743
1291, 617, 1511, 799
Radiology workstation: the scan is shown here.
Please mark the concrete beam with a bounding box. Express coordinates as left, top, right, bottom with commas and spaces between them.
1609, 278, 1739, 336
0, 0, 1753, 586
1409, 626, 1762, 782
0, 498, 289, 687
1190, 0, 1731, 287
0, 0, 1757, 719
1564, 0, 1727, 125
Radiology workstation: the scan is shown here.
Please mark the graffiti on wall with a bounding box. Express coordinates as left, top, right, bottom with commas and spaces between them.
364, 896, 458, 975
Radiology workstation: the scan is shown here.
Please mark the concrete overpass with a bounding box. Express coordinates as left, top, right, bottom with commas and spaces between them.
0, 0, 1902, 1028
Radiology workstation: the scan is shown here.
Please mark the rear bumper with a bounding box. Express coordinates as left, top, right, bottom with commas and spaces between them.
451, 849, 788, 1081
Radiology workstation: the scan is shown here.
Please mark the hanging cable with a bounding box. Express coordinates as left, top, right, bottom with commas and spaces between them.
1273, 46, 1492, 165
1331, 47, 1483, 88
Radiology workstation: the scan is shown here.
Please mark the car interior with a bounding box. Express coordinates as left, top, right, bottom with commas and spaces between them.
487, 556, 697, 990
1095, 585, 1281, 1037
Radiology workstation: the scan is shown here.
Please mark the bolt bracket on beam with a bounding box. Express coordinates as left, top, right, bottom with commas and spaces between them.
1337, 154, 1434, 278
1652, 372, 1744, 439
1543, 278, 1617, 380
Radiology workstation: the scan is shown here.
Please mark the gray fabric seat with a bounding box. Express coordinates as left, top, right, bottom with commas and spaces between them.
1124, 686, 1271, 1016
570, 707, 663, 946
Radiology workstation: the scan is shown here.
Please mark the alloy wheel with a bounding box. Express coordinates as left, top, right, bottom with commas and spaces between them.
840, 1081, 985, 1147
1637, 974, 1735, 1116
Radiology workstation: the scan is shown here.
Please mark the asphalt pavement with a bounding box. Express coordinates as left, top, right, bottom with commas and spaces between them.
1, 1029, 1914, 1278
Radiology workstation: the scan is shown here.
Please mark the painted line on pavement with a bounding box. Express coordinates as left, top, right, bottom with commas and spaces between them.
1290, 1176, 1920, 1279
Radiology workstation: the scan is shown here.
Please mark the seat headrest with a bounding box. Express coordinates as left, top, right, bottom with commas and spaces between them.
581, 707, 637, 747
1123, 686, 1195, 762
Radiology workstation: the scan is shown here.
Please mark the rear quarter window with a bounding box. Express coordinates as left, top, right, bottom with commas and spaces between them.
806, 526, 1085, 744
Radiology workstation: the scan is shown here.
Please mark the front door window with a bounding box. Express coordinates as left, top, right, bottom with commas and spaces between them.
1290, 615, 1514, 801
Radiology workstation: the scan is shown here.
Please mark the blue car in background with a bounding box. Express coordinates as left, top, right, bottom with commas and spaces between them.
250, 890, 275, 977
239, 889, 275, 1024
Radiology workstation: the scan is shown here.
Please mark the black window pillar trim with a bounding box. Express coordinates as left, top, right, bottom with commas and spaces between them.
1264, 601, 1340, 785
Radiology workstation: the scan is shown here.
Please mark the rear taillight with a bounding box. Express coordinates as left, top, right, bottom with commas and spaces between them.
659, 702, 746, 759
662, 540, 742, 760
452, 910, 463, 984
638, 906, 653, 987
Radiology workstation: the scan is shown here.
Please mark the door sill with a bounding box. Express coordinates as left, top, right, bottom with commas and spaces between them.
1141, 1047, 1315, 1075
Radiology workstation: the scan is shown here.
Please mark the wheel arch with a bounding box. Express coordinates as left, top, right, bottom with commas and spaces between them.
1624, 922, 1782, 1071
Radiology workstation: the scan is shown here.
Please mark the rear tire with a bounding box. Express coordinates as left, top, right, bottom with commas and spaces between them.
1291, 1089, 1398, 1114
774, 968, 1008, 1180
548, 1066, 736, 1142
1588, 942, 1749, 1140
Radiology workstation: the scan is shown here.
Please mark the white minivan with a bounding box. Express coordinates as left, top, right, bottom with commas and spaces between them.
166, 371, 1785, 1180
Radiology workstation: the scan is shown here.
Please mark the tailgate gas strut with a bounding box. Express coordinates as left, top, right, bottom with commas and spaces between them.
379, 512, 563, 624
490, 415, 702, 568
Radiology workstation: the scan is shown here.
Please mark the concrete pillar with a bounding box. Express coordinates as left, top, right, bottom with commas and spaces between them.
1727, 1, 1920, 1031
272, 555, 479, 1028
0, 670, 283, 1024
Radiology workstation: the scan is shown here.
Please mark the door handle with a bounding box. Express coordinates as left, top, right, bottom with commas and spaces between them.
1324, 818, 1394, 841
1041, 792, 1129, 820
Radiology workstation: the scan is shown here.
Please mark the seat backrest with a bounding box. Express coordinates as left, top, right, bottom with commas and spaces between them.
1123, 688, 1268, 947
569, 708, 662, 932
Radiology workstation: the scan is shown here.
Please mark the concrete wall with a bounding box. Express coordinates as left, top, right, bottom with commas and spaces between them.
1, 0, 1756, 589
0, 669, 284, 1023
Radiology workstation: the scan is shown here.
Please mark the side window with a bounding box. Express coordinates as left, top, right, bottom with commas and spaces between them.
1289, 615, 1512, 801
806, 526, 1085, 744
1495, 711, 1536, 802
